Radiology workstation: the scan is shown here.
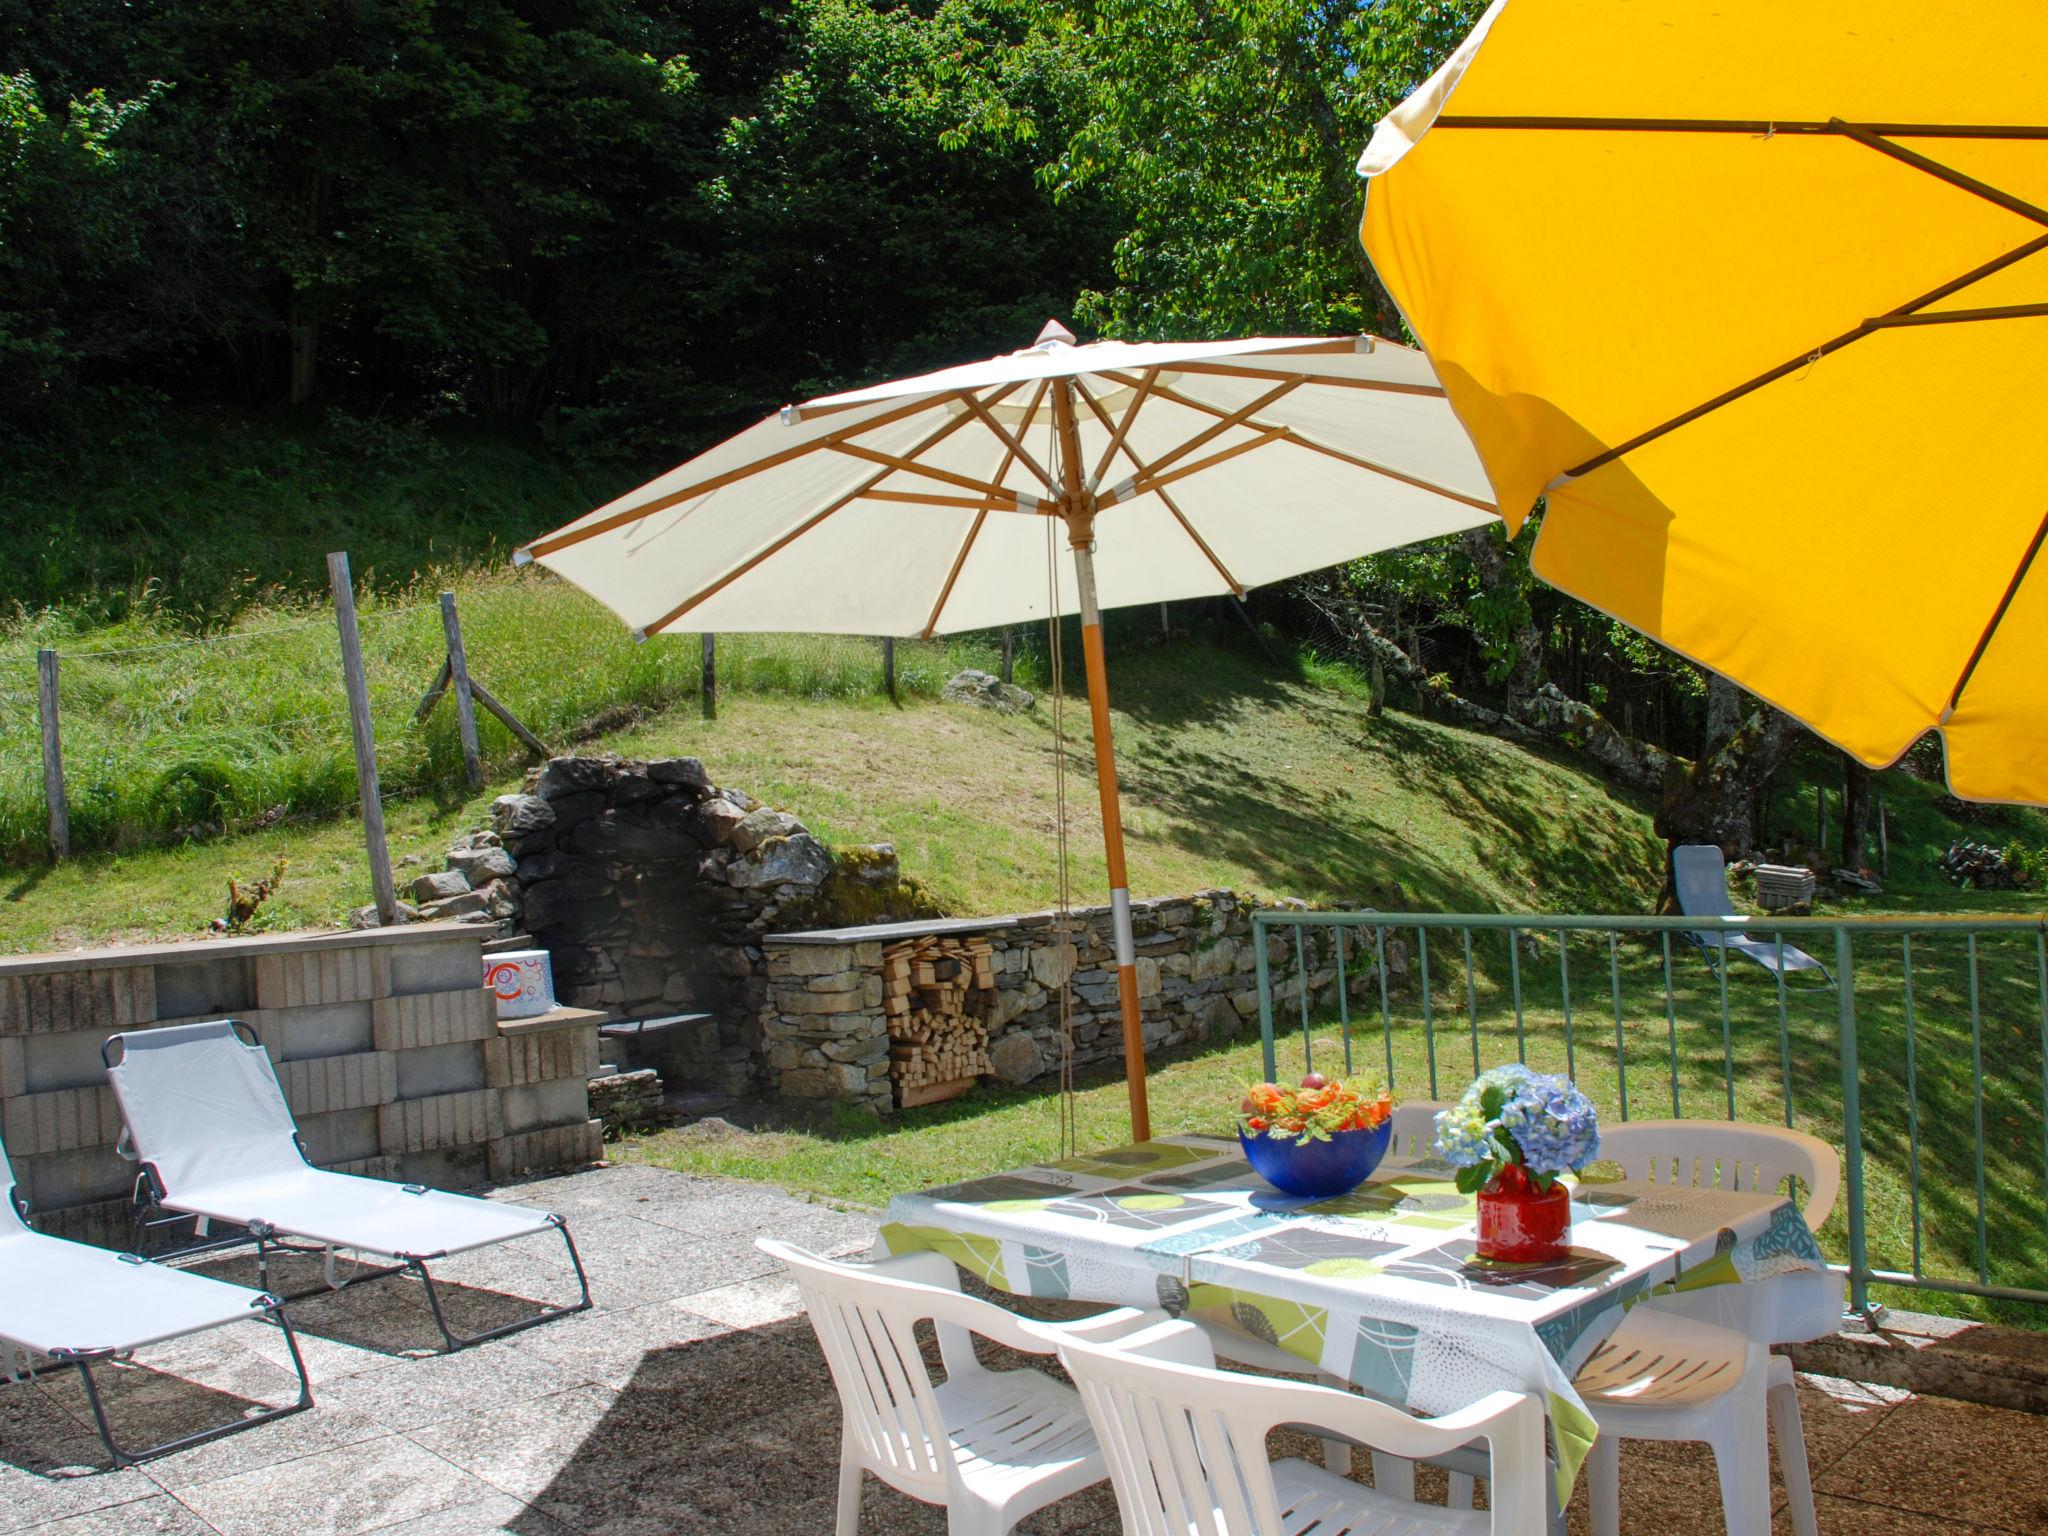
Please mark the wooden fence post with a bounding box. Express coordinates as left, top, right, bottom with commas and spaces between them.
1001, 626, 1014, 684
328, 552, 400, 925
701, 633, 716, 720
438, 591, 484, 790
883, 636, 896, 701
35, 649, 68, 861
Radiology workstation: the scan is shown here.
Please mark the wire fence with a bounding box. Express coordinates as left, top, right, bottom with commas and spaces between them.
0, 569, 1035, 864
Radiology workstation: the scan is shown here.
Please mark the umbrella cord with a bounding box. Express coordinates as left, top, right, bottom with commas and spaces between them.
1045, 430, 1078, 1160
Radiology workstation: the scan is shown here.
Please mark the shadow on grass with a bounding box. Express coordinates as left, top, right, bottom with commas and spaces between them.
1042, 642, 1660, 914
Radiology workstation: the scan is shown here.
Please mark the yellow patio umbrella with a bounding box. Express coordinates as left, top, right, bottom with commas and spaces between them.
1358, 0, 2048, 804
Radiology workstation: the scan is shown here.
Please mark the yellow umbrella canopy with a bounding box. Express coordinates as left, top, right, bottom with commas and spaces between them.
1358, 0, 2048, 803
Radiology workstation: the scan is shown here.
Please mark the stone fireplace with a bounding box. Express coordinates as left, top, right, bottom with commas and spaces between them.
409, 755, 1386, 1112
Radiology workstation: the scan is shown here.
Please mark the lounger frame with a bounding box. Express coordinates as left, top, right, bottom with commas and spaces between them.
3, 1175, 314, 1467
107, 1023, 592, 1355
1673, 845, 1836, 991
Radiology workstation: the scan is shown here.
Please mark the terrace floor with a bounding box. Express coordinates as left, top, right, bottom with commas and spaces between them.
4, 1163, 2046, 1536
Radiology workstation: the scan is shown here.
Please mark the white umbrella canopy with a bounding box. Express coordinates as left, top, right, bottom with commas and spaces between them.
517, 324, 1501, 1139
519, 326, 1498, 637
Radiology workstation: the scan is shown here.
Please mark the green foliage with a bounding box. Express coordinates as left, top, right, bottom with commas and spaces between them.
0, 0, 1108, 458
1049, 0, 1484, 338
0, 71, 154, 408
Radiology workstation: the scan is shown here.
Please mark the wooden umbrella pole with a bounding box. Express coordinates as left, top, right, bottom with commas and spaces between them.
1054, 379, 1150, 1142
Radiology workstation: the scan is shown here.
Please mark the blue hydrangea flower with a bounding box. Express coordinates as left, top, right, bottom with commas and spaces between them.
1430, 1064, 1600, 1179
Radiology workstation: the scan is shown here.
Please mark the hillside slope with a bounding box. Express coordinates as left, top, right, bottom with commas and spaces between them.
2, 643, 1666, 952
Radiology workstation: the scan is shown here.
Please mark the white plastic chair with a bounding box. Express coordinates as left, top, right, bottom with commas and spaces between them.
1595, 1119, 1840, 1231
104, 1020, 590, 1352
1390, 1099, 1449, 1159
1053, 1318, 1549, 1536
0, 1131, 312, 1465
758, 1236, 1159, 1535
1575, 1315, 1773, 1536
1449, 1119, 1842, 1536
1600, 1119, 1844, 1536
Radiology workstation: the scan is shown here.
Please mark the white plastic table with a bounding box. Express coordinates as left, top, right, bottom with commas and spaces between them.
880, 1134, 1827, 1495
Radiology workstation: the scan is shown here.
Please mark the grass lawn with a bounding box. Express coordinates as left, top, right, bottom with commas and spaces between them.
2, 639, 1666, 949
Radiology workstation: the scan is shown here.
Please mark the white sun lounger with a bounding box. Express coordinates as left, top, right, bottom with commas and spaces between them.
104, 1020, 590, 1352
1, 1131, 312, 1465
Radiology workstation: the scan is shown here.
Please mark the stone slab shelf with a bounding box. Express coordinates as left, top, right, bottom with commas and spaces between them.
497, 1004, 608, 1037
1, 923, 601, 1248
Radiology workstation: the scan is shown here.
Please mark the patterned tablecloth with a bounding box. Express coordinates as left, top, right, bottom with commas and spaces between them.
879, 1135, 1828, 1498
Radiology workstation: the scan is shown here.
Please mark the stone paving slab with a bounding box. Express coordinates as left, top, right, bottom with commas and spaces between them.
2, 1161, 2044, 1536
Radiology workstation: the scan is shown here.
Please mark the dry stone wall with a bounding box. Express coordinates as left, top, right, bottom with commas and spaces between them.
764, 893, 1395, 1110
406, 754, 1397, 1113
469, 754, 912, 1100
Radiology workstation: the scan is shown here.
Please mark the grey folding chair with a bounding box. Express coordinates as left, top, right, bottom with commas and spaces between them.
1673, 845, 1833, 988
104, 1020, 590, 1352
0, 1131, 312, 1466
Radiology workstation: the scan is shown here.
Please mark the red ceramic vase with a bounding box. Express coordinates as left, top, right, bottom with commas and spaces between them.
1475, 1163, 1571, 1263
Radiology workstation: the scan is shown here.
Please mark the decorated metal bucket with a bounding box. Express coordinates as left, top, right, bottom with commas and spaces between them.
484, 949, 556, 1020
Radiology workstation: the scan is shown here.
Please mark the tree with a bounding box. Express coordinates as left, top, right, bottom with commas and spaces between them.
0, 72, 151, 414
1651, 703, 1800, 907
1048, 0, 1484, 339
1840, 754, 1874, 872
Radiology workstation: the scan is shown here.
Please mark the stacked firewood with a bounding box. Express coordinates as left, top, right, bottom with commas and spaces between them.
885, 935, 995, 1107
1942, 841, 2032, 890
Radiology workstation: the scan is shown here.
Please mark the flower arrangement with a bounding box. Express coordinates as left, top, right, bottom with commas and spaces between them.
1433, 1064, 1601, 1194
1238, 1072, 1394, 1147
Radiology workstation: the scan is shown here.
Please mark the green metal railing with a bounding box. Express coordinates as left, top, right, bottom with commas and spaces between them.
1252, 909, 2048, 1316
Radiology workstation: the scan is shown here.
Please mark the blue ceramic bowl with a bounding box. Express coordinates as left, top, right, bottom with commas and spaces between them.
1240, 1118, 1393, 1199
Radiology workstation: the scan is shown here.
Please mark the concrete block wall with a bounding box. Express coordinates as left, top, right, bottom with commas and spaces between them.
0, 924, 603, 1249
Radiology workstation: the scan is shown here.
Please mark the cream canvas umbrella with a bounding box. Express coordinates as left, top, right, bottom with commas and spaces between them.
516, 322, 1499, 1136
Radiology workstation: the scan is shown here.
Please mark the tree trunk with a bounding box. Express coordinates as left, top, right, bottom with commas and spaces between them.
1368, 655, 1386, 718
1459, 525, 1547, 713
1705, 672, 1747, 753
1653, 703, 1801, 909
287, 302, 319, 406
1839, 754, 1874, 871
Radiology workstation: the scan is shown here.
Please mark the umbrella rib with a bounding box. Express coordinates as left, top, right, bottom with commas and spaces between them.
1163, 359, 1446, 395
957, 390, 1057, 491
863, 488, 1026, 510
1097, 369, 1497, 513
1137, 379, 1300, 482
1867, 303, 2048, 327
1434, 115, 2048, 141
1120, 429, 1290, 501
1072, 378, 1245, 596
1561, 228, 2048, 482
1091, 366, 1160, 488
635, 387, 1011, 635
921, 380, 1050, 638
827, 441, 1024, 500
1943, 508, 2048, 721
1274, 434, 1501, 515
1831, 119, 2048, 227
521, 391, 945, 560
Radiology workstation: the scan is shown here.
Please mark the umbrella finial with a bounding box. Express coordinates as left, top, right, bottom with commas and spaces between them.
1034, 318, 1077, 349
